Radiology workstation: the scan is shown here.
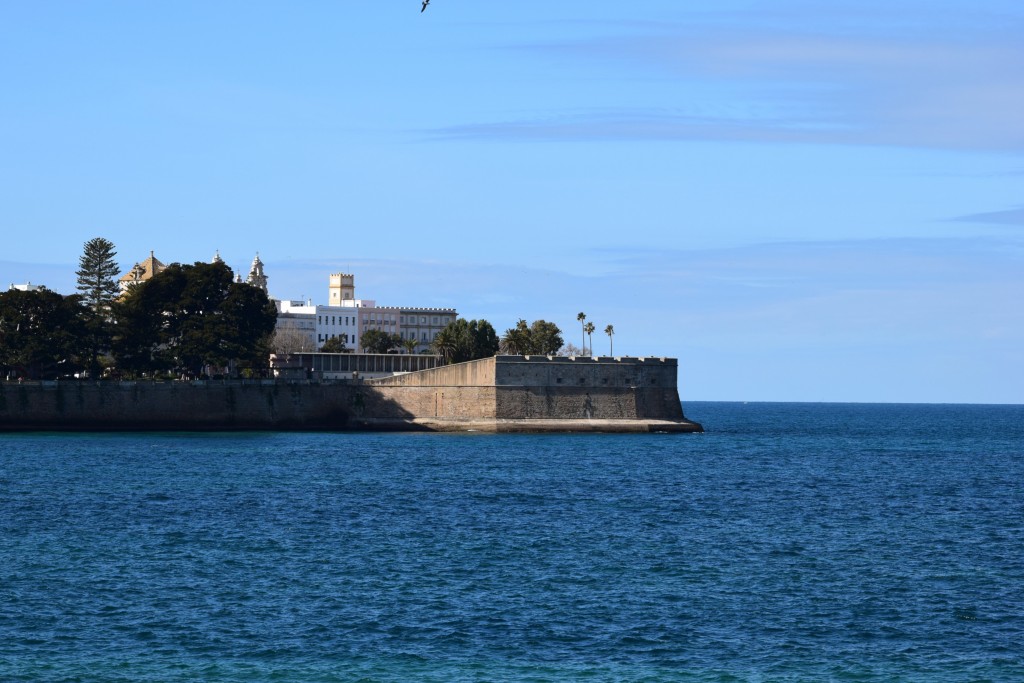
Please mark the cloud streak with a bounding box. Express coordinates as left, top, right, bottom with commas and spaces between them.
434, 6, 1024, 152
951, 206, 1024, 227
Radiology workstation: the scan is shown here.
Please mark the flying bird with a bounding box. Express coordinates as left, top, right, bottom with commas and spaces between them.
421, 0, 429, 12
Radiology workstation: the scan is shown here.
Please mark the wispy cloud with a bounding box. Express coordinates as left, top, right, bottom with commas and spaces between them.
951, 206, 1024, 227
434, 6, 1024, 152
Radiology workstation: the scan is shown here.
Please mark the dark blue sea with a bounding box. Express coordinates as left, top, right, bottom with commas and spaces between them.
1, 403, 1022, 682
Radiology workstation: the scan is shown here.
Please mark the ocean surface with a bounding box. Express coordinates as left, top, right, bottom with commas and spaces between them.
1, 402, 1022, 682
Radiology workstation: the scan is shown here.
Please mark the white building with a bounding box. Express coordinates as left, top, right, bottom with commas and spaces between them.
9, 282, 47, 292
274, 272, 457, 354
315, 302, 361, 350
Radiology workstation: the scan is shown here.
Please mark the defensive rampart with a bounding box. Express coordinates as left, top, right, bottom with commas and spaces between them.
0, 356, 702, 433
368, 356, 700, 432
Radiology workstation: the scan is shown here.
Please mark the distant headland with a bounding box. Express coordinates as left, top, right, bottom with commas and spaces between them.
2, 239, 700, 432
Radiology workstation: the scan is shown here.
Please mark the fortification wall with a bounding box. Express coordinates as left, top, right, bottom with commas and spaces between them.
370, 356, 686, 423
372, 386, 497, 420
492, 356, 678, 390
492, 386, 684, 421
373, 358, 497, 387
0, 381, 360, 430
0, 355, 699, 432
372, 356, 678, 389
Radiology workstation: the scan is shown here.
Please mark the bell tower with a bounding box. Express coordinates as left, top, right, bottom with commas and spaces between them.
246, 253, 268, 294
328, 273, 355, 306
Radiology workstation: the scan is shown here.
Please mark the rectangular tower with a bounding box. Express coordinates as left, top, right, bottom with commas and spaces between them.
328, 273, 355, 306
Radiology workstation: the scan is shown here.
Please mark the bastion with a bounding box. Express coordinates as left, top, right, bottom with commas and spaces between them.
0, 356, 703, 433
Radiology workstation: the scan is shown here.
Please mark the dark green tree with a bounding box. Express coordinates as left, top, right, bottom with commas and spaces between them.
320, 336, 347, 353
360, 329, 401, 354
528, 320, 563, 355
469, 319, 500, 359
500, 319, 531, 355
75, 237, 122, 376
499, 319, 563, 356
112, 261, 276, 377
75, 237, 121, 310
0, 289, 89, 380
433, 318, 499, 364
218, 281, 278, 374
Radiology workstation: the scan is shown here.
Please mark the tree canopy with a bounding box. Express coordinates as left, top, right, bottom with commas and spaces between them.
0, 289, 89, 379
112, 261, 277, 377
500, 319, 563, 356
360, 329, 401, 354
75, 237, 121, 311
432, 318, 499, 364
320, 336, 348, 353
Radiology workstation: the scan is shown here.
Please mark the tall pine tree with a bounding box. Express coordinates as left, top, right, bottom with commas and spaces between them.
76, 237, 121, 310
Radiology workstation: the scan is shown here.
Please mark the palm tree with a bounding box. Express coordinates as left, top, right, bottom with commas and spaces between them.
584, 321, 595, 356
604, 324, 614, 356
500, 319, 530, 355
577, 312, 586, 355
431, 328, 457, 364
402, 337, 418, 355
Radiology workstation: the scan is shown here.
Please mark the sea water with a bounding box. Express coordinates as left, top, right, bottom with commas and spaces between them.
1, 403, 1022, 682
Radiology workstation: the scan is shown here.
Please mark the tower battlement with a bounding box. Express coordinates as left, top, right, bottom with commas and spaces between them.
328, 273, 355, 305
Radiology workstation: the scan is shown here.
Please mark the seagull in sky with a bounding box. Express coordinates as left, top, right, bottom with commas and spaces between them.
421, 0, 430, 12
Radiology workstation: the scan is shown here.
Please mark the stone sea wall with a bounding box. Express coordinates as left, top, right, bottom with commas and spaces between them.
0, 380, 356, 430
0, 356, 701, 432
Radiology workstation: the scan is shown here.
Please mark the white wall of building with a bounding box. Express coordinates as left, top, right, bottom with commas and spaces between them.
316, 304, 360, 349
274, 300, 317, 352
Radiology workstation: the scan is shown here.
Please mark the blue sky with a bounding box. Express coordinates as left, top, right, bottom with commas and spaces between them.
1, 0, 1021, 402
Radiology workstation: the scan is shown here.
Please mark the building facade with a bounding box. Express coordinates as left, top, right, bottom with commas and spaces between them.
396, 307, 457, 352
274, 272, 458, 355
274, 299, 318, 353
316, 303, 360, 350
